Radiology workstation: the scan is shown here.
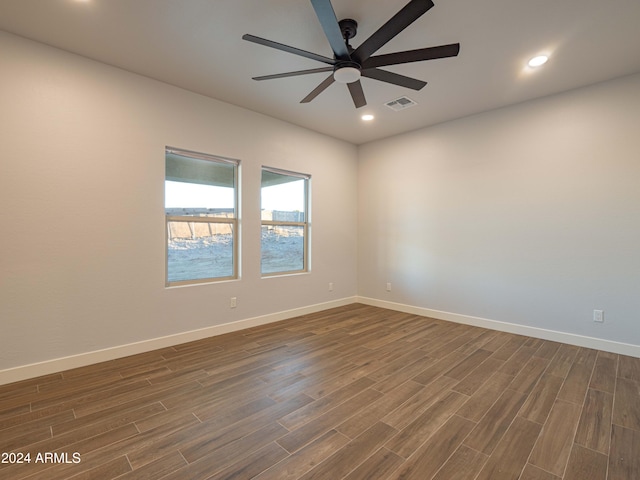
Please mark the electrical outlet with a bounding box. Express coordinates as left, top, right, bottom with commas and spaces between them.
230, 297, 237, 308
386, 282, 392, 292
329, 282, 334, 292
593, 309, 604, 323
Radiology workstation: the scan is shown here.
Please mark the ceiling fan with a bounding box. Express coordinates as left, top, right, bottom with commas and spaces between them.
243, 0, 460, 108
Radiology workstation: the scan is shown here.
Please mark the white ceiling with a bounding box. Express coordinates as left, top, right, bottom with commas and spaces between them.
1, 0, 639, 145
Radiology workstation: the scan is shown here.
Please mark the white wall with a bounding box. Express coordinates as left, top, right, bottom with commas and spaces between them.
358, 73, 640, 352
0, 31, 358, 381
2, 29, 639, 385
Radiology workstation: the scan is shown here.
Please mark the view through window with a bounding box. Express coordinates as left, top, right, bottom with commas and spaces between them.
261, 167, 310, 275
165, 148, 238, 285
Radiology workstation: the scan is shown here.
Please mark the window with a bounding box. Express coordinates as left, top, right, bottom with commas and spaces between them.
261, 167, 310, 275
165, 147, 239, 286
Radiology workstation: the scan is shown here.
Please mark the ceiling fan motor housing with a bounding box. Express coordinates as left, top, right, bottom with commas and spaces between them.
338, 19, 358, 41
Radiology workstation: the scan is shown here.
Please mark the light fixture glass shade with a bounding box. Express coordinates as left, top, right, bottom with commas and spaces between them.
334, 66, 361, 84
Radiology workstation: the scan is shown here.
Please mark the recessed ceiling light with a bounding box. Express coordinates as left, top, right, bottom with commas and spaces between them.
528, 55, 549, 68
361, 114, 374, 121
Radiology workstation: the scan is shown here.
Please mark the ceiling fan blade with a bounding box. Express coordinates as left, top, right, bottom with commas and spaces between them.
347, 80, 367, 108
310, 0, 350, 60
253, 67, 334, 81
361, 68, 427, 90
363, 43, 460, 69
301, 74, 335, 103
242, 34, 335, 65
353, 0, 434, 63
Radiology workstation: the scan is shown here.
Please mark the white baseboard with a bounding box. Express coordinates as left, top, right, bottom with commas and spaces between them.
0, 297, 357, 386
4, 295, 637, 386
357, 296, 640, 358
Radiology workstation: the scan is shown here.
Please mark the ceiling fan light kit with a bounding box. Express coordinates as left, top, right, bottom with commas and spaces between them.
333, 65, 361, 84
243, 0, 460, 109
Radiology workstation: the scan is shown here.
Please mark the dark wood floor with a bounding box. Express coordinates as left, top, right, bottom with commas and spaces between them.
1, 304, 639, 480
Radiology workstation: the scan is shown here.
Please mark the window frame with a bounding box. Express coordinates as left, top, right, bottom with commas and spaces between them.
165, 147, 240, 287
260, 166, 310, 277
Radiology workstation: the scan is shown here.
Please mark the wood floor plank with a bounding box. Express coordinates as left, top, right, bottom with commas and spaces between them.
366, 348, 430, 382
382, 376, 459, 431
206, 442, 289, 480
574, 347, 598, 368
298, 422, 397, 480
253, 429, 350, 480
456, 372, 514, 422
372, 354, 438, 394
574, 388, 613, 453
518, 373, 564, 424
73, 380, 203, 418
0, 373, 62, 398
195, 395, 277, 428
557, 361, 595, 405
609, 424, 640, 480
278, 377, 374, 431
564, 443, 608, 480
454, 330, 498, 355
491, 335, 527, 361
0, 423, 140, 480
133, 404, 201, 434
277, 388, 383, 453
519, 464, 561, 480
533, 341, 562, 360
613, 377, 640, 431
509, 356, 551, 395
463, 388, 528, 455
1, 409, 74, 443
0, 403, 31, 422
618, 354, 640, 383
423, 331, 478, 359
452, 357, 504, 396
299, 364, 369, 399
430, 444, 488, 480
181, 422, 288, 467
342, 447, 404, 480
590, 351, 618, 393
29, 377, 151, 413
387, 415, 475, 480
59, 456, 132, 480
385, 390, 468, 458
151, 393, 311, 469
106, 414, 200, 470
54, 401, 165, 436
480, 331, 514, 353
28, 454, 132, 480
411, 351, 468, 386
337, 380, 423, 439
475, 416, 542, 480
528, 399, 582, 476
0, 404, 73, 432
499, 346, 538, 377
443, 349, 493, 380
0, 425, 52, 456
0, 384, 36, 405
114, 451, 186, 480
546, 344, 579, 378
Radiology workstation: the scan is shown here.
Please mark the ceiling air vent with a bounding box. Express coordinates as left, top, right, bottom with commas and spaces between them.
385, 96, 418, 111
